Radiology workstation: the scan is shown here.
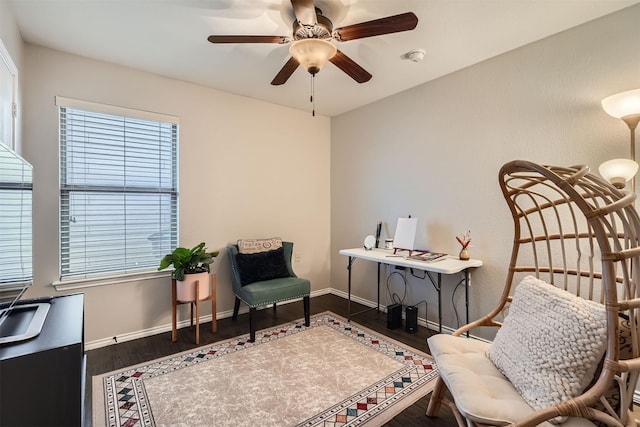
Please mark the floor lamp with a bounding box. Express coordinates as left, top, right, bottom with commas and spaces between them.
600, 88, 640, 192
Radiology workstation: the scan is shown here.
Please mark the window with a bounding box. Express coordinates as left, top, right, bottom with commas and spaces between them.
0, 38, 29, 298
0, 144, 32, 289
57, 97, 178, 281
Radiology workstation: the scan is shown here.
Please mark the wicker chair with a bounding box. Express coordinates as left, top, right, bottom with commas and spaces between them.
426, 160, 640, 426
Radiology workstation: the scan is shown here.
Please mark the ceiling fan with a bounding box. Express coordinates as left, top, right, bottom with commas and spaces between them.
207, 0, 419, 86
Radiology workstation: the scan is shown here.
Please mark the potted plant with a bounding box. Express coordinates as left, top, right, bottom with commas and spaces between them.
158, 242, 219, 301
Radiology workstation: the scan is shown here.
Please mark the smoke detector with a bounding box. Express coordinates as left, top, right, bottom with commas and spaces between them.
406, 49, 425, 62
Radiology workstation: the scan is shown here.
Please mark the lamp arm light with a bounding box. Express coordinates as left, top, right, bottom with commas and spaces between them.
601, 89, 640, 122
601, 88, 640, 192
621, 114, 640, 131
599, 158, 639, 189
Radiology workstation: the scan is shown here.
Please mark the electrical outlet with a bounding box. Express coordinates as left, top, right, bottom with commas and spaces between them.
295, 251, 301, 263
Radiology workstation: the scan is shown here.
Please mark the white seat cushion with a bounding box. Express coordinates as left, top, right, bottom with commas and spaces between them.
428, 334, 596, 426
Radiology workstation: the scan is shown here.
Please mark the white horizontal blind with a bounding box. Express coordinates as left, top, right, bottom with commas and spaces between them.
59, 104, 178, 280
0, 143, 32, 287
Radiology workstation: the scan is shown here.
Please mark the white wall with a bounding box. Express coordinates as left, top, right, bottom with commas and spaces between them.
331, 4, 640, 340
7, 1, 640, 347
20, 45, 331, 344
0, 1, 21, 66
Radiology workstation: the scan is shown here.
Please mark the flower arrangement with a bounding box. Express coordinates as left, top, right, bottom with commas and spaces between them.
456, 230, 471, 260
456, 230, 471, 249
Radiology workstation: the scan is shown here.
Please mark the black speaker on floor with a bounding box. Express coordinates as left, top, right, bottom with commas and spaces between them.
387, 304, 402, 329
405, 305, 418, 333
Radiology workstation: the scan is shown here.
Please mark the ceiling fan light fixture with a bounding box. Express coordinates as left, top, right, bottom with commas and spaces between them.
289, 39, 337, 75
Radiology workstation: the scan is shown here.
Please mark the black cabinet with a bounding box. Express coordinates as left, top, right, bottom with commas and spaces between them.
0, 294, 85, 426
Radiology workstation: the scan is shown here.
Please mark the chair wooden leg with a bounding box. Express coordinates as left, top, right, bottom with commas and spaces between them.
232, 297, 240, 320
273, 303, 276, 311
426, 376, 447, 417
303, 295, 310, 327
249, 307, 256, 342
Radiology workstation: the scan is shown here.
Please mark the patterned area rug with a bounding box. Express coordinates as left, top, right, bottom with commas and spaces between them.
93, 311, 438, 426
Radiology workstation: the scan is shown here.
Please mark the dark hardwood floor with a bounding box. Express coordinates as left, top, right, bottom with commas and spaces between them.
87, 293, 457, 426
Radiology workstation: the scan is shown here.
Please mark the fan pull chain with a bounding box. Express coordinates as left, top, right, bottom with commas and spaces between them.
310, 74, 315, 117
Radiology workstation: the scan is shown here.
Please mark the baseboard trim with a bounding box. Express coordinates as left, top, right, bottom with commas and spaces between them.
86, 288, 480, 350
328, 288, 489, 342
85, 288, 333, 350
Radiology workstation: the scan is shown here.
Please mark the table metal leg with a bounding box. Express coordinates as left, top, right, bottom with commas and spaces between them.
347, 256, 353, 320
437, 273, 443, 333
464, 269, 470, 337
451, 269, 472, 337
425, 271, 443, 333
377, 262, 380, 312
346, 256, 381, 321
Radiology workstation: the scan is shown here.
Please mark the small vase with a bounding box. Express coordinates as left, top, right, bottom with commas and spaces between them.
459, 248, 470, 261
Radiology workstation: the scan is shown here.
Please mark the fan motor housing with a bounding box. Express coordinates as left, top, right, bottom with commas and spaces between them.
292, 9, 333, 40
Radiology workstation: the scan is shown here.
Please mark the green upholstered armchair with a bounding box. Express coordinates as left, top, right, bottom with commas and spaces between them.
227, 241, 310, 342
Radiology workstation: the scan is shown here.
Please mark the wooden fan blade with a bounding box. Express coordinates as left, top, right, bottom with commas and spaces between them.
333, 12, 418, 41
207, 35, 289, 44
329, 50, 372, 83
271, 57, 300, 85
290, 0, 317, 26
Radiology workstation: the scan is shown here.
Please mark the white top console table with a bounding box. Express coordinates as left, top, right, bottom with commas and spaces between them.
339, 248, 483, 333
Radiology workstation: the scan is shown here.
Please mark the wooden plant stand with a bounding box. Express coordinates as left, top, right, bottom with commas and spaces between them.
171, 274, 217, 344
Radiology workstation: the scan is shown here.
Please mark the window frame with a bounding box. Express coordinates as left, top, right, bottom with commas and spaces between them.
54, 97, 179, 289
